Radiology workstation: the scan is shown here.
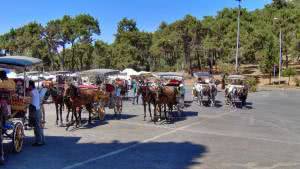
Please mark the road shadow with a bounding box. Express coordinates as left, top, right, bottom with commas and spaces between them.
214, 100, 223, 108
158, 111, 198, 124
64, 113, 137, 131
3, 136, 208, 169
105, 113, 138, 120
233, 102, 253, 109
244, 102, 253, 109
77, 120, 109, 130
184, 100, 193, 108
192, 100, 223, 108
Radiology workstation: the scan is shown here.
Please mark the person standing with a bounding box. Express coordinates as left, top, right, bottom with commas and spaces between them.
39, 84, 48, 126
29, 80, 45, 146
131, 79, 137, 104
127, 79, 132, 90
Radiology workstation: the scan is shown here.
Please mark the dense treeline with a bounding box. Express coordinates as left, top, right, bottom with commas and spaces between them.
0, 0, 300, 74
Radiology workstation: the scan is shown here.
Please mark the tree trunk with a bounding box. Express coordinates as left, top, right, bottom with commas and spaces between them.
61, 45, 65, 71
285, 49, 289, 68
79, 55, 83, 71
71, 42, 76, 71
197, 51, 201, 70
288, 76, 290, 85
269, 72, 272, 85
48, 50, 54, 71
182, 29, 192, 74
46, 42, 54, 71
183, 44, 191, 73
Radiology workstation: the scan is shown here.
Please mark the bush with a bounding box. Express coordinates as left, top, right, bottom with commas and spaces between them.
217, 61, 235, 75
282, 67, 297, 85
294, 77, 300, 87
246, 76, 258, 92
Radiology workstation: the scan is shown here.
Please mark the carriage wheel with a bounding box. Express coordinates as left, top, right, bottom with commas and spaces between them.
12, 122, 24, 153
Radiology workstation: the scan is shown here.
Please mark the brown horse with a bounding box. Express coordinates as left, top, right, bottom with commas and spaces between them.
45, 82, 69, 126
138, 85, 155, 121
139, 83, 173, 123
157, 86, 178, 120
65, 85, 108, 126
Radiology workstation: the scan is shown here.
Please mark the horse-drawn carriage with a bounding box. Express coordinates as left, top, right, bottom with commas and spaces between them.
156, 72, 185, 115
0, 56, 42, 153
80, 69, 124, 116
192, 72, 218, 107
225, 75, 248, 107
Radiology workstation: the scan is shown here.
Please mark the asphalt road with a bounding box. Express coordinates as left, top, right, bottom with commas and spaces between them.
2, 88, 300, 169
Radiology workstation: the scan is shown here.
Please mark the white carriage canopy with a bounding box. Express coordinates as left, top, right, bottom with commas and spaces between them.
0, 56, 42, 70
155, 72, 184, 81
80, 69, 120, 84
193, 72, 212, 78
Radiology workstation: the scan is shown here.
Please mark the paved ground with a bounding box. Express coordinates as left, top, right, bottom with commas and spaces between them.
2, 88, 300, 169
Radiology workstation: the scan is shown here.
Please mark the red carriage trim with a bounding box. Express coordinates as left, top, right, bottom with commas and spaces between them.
106, 84, 115, 92
167, 79, 182, 86
79, 84, 98, 89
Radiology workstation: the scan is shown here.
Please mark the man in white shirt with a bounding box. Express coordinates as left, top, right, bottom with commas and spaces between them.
29, 80, 45, 146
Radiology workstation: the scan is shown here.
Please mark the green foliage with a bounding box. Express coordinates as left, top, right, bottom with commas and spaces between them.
246, 76, 258, 92
0, 0, 300, 73
282, 67, 297, 85
217, 61, 235, 75
282, 67, 297, 77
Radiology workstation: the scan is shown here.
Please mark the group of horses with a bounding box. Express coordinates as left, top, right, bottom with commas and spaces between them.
43, 78, 183, 127
138, 81, 184, 123
193, 79, 248, 108
225, 85, 248, 107
43, 81, 110, 127
193, 82, 218, 107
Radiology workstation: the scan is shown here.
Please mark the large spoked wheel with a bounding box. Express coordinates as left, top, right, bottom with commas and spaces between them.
12, 122, 24, 153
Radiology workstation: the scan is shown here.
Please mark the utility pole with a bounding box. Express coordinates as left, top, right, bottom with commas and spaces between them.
274, 17, 282, 85
235, 0, 242, 73
279, 26, 282, 85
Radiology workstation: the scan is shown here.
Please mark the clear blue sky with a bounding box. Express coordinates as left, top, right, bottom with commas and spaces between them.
0, 0, 272, 43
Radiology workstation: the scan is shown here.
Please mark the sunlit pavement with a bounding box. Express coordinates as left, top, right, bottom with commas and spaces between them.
2, 88, 300, 169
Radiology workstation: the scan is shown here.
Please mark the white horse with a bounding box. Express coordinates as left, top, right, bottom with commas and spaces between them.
193, 82, 217, 107
225, 85, 248, 108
